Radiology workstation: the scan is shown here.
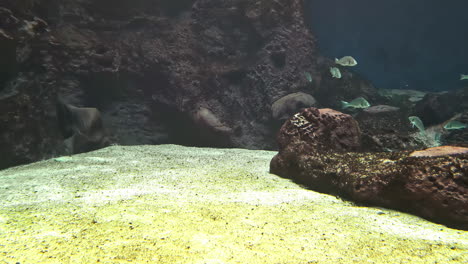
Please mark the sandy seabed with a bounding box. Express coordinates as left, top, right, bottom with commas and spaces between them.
0, 144, 467, 263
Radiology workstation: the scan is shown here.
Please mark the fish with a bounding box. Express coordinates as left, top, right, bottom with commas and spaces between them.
460, 74, 468, 80
335, 56, 357, 67
304, 72, 313, 83
408, 116, 425, 134
443, 120, 468, 130
330, 67, 342, 79
341, 97, 370, 109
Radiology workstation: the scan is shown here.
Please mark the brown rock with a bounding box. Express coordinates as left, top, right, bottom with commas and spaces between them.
271, 110, 468, 230
355, 104, 423, 152
276, 107, 361, 153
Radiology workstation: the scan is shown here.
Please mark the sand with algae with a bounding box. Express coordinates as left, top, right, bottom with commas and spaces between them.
0, 145, 467, 263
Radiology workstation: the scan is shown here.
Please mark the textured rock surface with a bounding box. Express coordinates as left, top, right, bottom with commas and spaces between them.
0, 6, 63, 169
270, 108, 468, 230
1, 145, 467, 263
0, 0, 382, 169
275, 107, 362, 154
355, 104, 423, 152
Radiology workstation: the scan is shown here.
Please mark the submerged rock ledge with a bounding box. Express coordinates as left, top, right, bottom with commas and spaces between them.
270, 108, 468, 230
0, 144, 467, 263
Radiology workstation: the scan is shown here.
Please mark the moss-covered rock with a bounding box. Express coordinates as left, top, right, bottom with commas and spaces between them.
270, 107, 468, 230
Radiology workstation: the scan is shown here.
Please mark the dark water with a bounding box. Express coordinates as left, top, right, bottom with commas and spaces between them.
307, 0, 468, 92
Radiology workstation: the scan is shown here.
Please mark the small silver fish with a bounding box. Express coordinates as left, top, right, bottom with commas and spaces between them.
443, 120, 467, 130
335, 56, 357, 67
408, 116, 425, 134
330, 67, 342, 79
460, 74, 468, 80
304, 72, 313, 83
341, 97, 370, 109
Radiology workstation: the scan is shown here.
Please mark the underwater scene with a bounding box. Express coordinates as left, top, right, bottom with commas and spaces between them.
0, 0, 467, 263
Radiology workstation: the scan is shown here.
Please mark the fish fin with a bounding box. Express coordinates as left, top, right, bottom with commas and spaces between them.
341, 101, 348, 109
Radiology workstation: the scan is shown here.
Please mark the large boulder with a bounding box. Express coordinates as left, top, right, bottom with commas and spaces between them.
270, 108, 468, 229
275, 107, 361, 154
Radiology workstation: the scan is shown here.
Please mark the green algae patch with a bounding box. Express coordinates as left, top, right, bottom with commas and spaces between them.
0, 145, 467, 263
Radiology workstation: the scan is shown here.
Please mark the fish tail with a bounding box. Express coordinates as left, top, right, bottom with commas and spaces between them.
341, 101, 349, 109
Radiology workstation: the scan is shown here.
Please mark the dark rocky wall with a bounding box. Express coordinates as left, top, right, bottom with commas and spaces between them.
0, 0, 327, 169
0, 5, 64, 168
6, 0, 456, 170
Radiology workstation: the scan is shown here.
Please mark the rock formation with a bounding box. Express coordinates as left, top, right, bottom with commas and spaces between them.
0, 0, 325, 168
355, 104, 423, 152
2, 0, 436, 169
270, 107, 468, 230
